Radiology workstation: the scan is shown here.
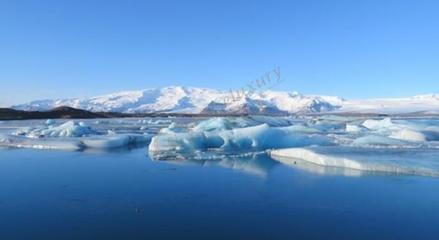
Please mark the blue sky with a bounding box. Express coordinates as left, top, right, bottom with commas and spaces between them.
1, 0, 438, 106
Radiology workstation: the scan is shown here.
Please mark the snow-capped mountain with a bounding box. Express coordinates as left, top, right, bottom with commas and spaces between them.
11, 86, 439, 114
201, 91, 340, 114
12, 86, 342, 114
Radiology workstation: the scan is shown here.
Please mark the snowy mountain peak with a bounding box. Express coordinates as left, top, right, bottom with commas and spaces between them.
12, 87, 439, 114
13, 87, 339, 114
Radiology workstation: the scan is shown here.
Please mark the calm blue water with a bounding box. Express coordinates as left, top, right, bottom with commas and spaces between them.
1, 147, 439, 239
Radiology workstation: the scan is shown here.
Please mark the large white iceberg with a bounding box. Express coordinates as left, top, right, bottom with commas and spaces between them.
270, 147, 439, 177
149, 122, 332, 157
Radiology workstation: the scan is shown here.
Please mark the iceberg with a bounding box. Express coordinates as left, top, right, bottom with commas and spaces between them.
0, 134, 84, 150
352, 135, 410, 147
345, 124, 363, 133
2, 116, 439, 179
14, 120, 97, 138
45, 119, 56, 125
149, 122, 332, 157
81, 134, 151, 149
1, 120, 152, 151
192, 117, 241, 132
149, 116, 439, 161
191, 116, 293, 133
390, 129, 427, 142
362, 118, 395, 131
270, 147, 439, 177
0, 133, 151, 151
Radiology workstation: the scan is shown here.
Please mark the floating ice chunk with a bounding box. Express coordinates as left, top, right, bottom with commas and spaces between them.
215, 124, 331, 150
286, 124, 321, 133
270, 147, 439, 177
192, 117, 260, 132
0, 134, 12, 144
193, 118, 235, 132
158, 123, 183, 134
352, 135, 408, 147
149, 131, 205, 152
0, 132, 150, 150
362, 118, 394, 130
14, 127, 35, 136
191, 116, 292, 133
107, 130, 116, 135
249, 116, 293, 127
137, 119, 149, 124
311, 120, 345, 132
39, 121, 96, 137
81, 134, 151, 149
149, 123, 332, 155
167, 122, 177, 129
17, 121, 97, 138
0, 134, 84, 150
148, 119, 172, 124
345, 124, 363, 133
95, 120, 110, 124
45, 119, 55, 125
390, 129, 426, 142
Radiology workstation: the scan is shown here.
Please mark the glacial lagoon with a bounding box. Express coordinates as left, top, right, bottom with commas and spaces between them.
1, 116, 439, 239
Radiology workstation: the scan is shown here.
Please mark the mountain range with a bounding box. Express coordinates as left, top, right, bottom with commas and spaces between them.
12, 86, 439, 115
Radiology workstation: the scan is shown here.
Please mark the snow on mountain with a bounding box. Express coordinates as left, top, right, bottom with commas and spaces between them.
11, 87, 439, 114
339, 94, 439, 113
14, 87, 225, 113
201, 91, 340, 114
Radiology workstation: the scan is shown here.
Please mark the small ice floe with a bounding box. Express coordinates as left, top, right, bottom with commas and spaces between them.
390, 129, 427, 142
362, 118, 395, 131
269, 147, 439, 177
352, 135, 410, 147
137, 119, 149, 124
0, 133, 84, 151
14, 120, 96, 138
45, 119, 56, 125
0, 133, 151, 151
80, 134, 151, 149
148, 119, 172, 125
192, 117, 238, 132
249, 115, 294, 127
355, 117, 439, 145
2, 120, 152, 151
345, 124, 364, 133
